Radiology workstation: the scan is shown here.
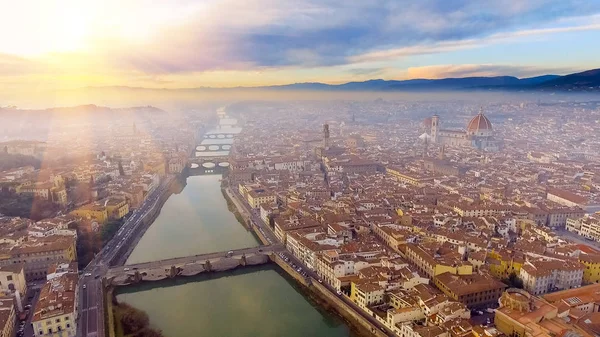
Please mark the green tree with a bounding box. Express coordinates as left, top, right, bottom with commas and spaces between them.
502, 272, 524, 289
120, 304, 150, 334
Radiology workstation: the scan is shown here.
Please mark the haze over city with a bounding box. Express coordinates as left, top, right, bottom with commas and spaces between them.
1, 2, 600, 337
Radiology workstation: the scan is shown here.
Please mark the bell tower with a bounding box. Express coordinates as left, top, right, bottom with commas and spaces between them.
431, 115, 439, 143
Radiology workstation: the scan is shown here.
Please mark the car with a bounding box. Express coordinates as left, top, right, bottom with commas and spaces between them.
336, 290, 342, 296
84, 273, 92, 277
124, 267, 130, 271
318, 279, 323, 283
83, 285, 87, 289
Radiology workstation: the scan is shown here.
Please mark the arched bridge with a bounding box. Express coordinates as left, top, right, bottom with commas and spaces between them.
189, 155, 230, 175
203, 133, 235, 139
196, 144, 232, 152
106, 245, 283, 286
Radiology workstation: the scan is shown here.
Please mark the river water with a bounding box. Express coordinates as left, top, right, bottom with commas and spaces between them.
117, 175, 352, 337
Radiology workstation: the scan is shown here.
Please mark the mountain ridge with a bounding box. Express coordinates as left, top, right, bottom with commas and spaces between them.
81, 68, 600, 92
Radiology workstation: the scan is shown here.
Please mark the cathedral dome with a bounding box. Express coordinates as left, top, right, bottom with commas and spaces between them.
423, 117, 433, 128
467, 108, 492, 134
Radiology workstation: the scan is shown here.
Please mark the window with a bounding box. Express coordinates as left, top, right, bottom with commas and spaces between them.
6, 275, 12, 281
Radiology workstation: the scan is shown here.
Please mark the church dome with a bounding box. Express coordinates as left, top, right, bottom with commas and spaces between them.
422, 117, 433, 128
467, 108, 492, 134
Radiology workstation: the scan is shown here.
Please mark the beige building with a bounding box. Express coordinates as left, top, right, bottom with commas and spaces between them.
0, 237, 77, 280
0, 297, 16, 337
519, 259, 584, 296
0, 265, 27, 295
247, 189, 276, 209
32, 273, 78, 337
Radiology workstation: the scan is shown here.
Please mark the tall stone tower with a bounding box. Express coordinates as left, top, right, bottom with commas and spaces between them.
323, 124, 330, 149
431, 115, 439, 143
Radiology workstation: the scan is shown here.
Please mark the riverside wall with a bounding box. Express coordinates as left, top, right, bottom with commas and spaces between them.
311, 282, 388, 337
270, 254, 309, 287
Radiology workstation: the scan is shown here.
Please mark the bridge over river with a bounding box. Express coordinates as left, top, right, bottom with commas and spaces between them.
106, 245, 284, 286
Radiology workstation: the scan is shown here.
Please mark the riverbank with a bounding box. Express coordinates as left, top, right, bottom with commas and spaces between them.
221, 187, 249, 229
112, 174, 353, 337
112, 176, 179, 266
224, 185, 377, 337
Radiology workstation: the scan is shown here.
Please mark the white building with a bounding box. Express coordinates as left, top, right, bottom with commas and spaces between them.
519, 259, 584, 296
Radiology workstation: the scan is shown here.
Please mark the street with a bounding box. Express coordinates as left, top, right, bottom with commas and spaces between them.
77, 177, 173, 337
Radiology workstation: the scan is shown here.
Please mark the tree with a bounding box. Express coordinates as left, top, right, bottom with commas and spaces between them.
120, 304, 150, 334
502, 272, 524, 289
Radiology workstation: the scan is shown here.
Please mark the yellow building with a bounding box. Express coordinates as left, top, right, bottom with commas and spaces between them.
404, 244, 472, 279
103, 197, 130, 220
247, 189, 276, 209
32, 273, 78, 337
0, 237, 77, 280
386, 167, 434, 187
0, 297, 15, 337
350, 279, 385, 308
487, 250, 524, 279
579, 253, 600, 284
70, 203, 109, 224
495, 289, 590, 337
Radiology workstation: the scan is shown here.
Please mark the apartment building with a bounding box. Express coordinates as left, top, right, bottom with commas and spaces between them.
0, 297, 15, 337
519, 259, 584, 296
434, 272, 507, 309
32, 273, 78, 337
0, 237, 77, 280
404, 244, 472, 279
566, 215, 600, 242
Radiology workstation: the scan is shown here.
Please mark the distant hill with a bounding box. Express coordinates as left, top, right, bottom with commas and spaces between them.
79, 68, 599, 92
535, 69, 600, 90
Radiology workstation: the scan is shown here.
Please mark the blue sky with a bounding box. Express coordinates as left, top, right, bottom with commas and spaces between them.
1, 0, 599, 89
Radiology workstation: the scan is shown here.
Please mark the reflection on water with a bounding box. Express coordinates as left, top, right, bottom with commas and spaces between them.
120, 175, 352, 337
126, 176, 257, 264
117, 266, 351, 337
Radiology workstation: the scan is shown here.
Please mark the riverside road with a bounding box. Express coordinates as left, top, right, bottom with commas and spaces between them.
77, 177, 173, 337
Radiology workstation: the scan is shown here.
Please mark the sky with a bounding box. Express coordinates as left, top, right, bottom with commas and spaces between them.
1, 0, 600, 91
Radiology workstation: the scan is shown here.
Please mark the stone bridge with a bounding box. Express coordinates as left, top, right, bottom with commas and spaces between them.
106, 245, 283, 286
188, 155, 230, 175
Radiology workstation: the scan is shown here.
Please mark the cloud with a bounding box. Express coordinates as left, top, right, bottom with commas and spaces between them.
0, 54, 43, 76
85, 0, 600, 73
405, 64, 581, 79
350, 22, 600, 63
2, 0, 600, 89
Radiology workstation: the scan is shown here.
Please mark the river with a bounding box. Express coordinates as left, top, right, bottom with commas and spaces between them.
117, 175, 352, 337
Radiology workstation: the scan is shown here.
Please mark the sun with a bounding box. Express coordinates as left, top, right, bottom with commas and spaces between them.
43, 5, 91, 54
0, 1, 92, 56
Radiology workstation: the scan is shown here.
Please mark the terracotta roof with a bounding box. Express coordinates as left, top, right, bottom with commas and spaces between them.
466, 109, 493, 132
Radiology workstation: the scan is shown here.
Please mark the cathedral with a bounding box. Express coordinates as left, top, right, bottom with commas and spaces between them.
423, 108, 501, 151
